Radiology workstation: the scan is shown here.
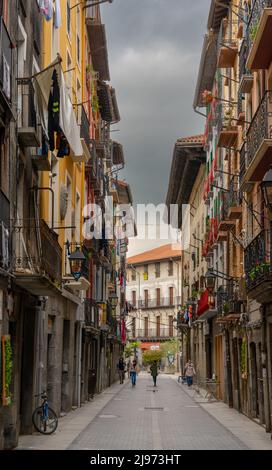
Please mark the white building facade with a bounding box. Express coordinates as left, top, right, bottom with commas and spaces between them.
126, 245, 182, 368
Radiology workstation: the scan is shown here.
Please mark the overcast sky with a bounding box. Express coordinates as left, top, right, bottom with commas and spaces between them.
101, 0, 211, 253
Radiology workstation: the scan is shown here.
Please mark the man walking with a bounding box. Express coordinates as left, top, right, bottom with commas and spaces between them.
150, 361, 159, 387
117, 356, 125, 384
130, 359, 137, 386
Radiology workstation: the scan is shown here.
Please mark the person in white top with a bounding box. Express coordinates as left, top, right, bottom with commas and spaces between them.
184, 360, 196, 387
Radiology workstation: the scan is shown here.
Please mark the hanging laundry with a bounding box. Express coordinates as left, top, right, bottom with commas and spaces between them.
54, 0, 61, 29
48, 69, 60, 151
39, 0, 53, 21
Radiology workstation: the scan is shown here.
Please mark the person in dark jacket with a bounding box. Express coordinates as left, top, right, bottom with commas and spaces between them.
117, 357, 125, 384
150, 362, 159, 387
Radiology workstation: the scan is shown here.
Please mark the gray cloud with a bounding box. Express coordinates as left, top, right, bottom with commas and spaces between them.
102, 0, 211, 205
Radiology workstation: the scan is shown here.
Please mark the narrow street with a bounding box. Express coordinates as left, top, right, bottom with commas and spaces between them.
17, 374, 272, 451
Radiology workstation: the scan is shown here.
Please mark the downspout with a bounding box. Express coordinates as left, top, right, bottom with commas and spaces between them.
261, 305, 271, 432
77, 320, 83, 408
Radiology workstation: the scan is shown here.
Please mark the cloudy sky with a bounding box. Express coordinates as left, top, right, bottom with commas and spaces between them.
102, 0, 211, 253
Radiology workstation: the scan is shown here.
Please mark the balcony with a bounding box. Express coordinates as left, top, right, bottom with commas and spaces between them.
84, 299, 99, 331
217, 281, 245, 316
239, 38, 253, 94
130, 328, 175, 341
217, 198, 235, 232
217, 103, 238, 149
0, 190, 10, 270
137, 297, 181, 309
17, 80, 40, 148
246, 0, 272, 70
217, 19, 238, 68
244, 229, 272, 303
225, 176, 242, 220
245, 91, 272, 182
77, 105, 91, 163
13, 219, 62, 295
85, 143, 100, 191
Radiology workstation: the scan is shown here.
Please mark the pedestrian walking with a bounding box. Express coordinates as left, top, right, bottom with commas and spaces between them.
117, 357, 125, 384
130, 359, 137, 386
150, 361, 159, 387
184, 359, 196, 387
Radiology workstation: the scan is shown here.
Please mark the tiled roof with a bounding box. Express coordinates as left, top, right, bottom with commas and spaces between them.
127, 243, 181, 265
177, 135, 205, 145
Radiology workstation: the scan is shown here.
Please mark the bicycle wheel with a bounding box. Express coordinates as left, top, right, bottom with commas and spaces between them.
32, 406, 58, 435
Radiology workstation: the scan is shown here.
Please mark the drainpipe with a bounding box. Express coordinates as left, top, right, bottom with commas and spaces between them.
77, 320, 83, 408
225, 327, 233, 408
260, 305, 271, 432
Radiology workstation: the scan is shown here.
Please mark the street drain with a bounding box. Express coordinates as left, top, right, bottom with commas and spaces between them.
99, 414, 118, 418
144, 407, 164, 411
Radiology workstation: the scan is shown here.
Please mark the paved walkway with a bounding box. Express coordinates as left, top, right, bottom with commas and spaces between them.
17, 373, 272, 450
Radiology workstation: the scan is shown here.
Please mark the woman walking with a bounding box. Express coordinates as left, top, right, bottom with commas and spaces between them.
184, 359, 196, 387
130, 359, 137, 386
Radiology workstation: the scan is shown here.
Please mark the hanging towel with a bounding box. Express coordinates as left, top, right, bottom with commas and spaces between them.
39, 0, 53, 21
54, 0, 61, 29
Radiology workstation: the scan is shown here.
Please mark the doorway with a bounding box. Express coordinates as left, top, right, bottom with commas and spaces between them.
250, 342, 259, 419
215, 335, 224, 400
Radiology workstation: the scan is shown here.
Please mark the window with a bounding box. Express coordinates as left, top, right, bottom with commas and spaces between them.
156, 288, 161, 306
155, 262, 160, 278
144, 290, 149, 308
143, 265, 148, 280
67, 1, 71, 37
156, 316, 160, 337
132, 290, 136, 308
169, 287, 174, 306
131, 270, 136, 281
144, 317, 148, 337
76, 6, 81, 65
168, 260, 173, 276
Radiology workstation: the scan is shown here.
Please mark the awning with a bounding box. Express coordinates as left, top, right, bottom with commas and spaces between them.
86, 20, 110, 82
33, 57, 83, 159
112, 141, 124, 166
140, 343, 161, 350
197, 289, 210, 317
97, 82, 120, 123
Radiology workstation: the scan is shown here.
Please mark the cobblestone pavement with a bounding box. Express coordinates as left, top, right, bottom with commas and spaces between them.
18, 373, 272, 450
69, 374, 248, 450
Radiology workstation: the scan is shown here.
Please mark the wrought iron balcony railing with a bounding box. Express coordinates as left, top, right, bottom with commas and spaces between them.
0, 190, 10, 269
239, 142, 246, 183
135, 297, 181, 309
84, 298, 98, 328
129, 328, 174, 340
217, 280, 244, 315
225, 175, 241, 218
247, 0, 272, 50
79, 104, 91, 146
246, 90, 272, 170
17, 80, 40, 147
244, 229, 272, 291
13, 219, 62, 286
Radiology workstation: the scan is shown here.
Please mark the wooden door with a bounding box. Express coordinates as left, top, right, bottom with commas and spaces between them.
144, 317, 148, 337
169, 316, 173, 337
156, 316, 160, 337
215, 335, 224, 400
156, 288, 161, 306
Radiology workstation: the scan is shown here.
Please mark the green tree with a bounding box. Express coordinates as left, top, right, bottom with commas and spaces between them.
142, 349, 163, 365
160, 339, 180, 358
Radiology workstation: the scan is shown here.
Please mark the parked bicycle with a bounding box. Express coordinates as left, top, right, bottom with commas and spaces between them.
32, 391, 58, 435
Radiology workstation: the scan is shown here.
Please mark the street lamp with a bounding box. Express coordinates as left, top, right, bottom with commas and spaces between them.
109, 291, 119, 310
204, 268, 217, 294
261, 165, 272, 213
66, 242, 86, 281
